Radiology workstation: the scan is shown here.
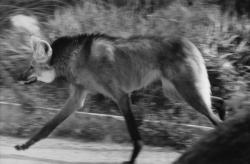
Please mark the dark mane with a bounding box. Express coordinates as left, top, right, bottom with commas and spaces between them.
51, 33, 118, 50
74, 33, 118, 58
53, 33, 118, 46
49, 33, 119, 65
77, 33, 119, 41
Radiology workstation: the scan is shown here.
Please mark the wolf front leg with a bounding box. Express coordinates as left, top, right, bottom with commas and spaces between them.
15, 85, 87, 150
117, 94, 143, 164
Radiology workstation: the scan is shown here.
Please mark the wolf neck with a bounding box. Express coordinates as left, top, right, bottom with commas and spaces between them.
49, 36, 77, 80
49, 33, 117, 80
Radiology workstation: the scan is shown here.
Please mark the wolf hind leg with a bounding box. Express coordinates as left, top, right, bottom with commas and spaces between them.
161, 74, 222, 126
100, 85, 142, 164
117, 94, 143, 164
161, 78, 183, 102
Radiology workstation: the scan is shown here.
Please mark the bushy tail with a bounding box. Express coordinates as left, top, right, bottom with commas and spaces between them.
3, 14, 43, 55
10, 14, 42, 37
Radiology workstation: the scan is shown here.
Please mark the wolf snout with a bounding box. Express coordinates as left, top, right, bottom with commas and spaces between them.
18, 70, 37, 84
18, 75, 37, 84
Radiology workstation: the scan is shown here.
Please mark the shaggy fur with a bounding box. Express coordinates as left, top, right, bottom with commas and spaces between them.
16, 33, 224, 164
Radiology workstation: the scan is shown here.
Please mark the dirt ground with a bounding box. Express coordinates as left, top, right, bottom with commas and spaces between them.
0, 136, 180, 164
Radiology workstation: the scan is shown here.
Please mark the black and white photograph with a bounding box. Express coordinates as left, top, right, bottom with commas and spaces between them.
0, 0, 249, 164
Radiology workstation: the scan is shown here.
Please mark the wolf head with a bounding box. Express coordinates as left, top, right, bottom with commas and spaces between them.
20, 36, 56, 84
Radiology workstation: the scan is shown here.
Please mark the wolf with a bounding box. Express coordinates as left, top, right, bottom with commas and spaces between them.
15, 34, 224, 164
174, 111, 250, 164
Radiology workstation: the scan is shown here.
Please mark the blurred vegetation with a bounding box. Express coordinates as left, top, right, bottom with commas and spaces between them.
0, 0, 250, 149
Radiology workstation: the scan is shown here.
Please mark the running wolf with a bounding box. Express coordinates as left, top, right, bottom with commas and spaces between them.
15, 34, 223, 164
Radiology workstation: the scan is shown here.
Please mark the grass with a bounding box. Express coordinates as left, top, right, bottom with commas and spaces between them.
0, 0, 250, 149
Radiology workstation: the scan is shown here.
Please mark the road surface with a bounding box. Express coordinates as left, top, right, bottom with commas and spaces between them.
0, 136, 180, 164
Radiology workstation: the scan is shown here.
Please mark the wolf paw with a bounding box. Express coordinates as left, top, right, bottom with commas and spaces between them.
15, 144, 28, 150
122, 161, 135, 164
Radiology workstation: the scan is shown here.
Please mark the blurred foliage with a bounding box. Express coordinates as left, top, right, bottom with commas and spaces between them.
0, 0, 250, 149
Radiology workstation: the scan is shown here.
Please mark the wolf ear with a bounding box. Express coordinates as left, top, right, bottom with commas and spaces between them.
30, 36, 52, 63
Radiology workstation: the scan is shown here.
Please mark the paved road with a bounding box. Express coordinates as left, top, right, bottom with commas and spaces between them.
0, 136, 180, 164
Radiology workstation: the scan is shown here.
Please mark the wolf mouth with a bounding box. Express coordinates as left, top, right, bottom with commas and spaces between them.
21, 76, 37, 84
